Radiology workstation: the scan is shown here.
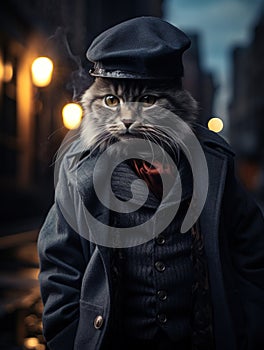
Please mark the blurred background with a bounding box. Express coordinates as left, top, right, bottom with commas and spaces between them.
0, 0, 263, 349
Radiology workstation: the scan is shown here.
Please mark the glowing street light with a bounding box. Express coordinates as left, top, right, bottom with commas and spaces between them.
23, 337, 39, 349
3, 62, 13, 82
31, 57, 53, 87
0, 61, 13, 83
62, 103, 83, 129
208, 117, 224, 133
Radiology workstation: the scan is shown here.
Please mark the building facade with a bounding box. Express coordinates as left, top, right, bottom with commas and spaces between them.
229, 12, 264, 207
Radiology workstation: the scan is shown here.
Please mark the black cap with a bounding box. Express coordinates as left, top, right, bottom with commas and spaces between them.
87, 16, 191, 80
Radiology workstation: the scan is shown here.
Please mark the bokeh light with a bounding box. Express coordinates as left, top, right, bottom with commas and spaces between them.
62, 103, 83, 129
31, 57, 53, 87
3, 62, 13, 82
208, 117, 224, 133
23, 337, 39, 349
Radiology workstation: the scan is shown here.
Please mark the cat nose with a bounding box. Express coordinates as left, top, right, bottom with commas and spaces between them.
122, 120, 133, 129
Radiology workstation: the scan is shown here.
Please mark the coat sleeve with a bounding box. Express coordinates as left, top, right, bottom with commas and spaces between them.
222, 156, 264, 348
37, 203, 88, 350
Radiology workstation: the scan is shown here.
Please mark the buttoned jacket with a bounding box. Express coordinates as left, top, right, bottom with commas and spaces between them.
37, 124, 264, 350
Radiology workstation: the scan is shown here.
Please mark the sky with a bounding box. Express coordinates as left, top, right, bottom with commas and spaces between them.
163, 0, 263, 134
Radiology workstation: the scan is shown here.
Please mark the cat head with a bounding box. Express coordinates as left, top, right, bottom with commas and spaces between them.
80, 77, 198, 155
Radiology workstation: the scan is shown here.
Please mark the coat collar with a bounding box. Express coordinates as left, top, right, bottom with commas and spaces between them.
198, 143, 237, 350
194, 123, 235, 157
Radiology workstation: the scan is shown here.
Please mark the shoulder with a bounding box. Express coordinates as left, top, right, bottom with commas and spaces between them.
193, 123, 235, 158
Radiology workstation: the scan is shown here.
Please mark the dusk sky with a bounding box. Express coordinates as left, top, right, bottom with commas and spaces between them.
163, 0, 263, 136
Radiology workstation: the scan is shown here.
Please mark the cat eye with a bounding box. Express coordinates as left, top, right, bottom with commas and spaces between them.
104, 95, 120, 107
139, 95, 157, 107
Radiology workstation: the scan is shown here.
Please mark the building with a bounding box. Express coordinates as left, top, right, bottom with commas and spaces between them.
182, 32, 216, 126
0, 0, 163, 236
229, 11, 264, 207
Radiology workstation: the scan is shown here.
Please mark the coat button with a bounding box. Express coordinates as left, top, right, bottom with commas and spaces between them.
94, 315, 104, 329
157, 290, 168, 301
156, 234, 166, 245
155, 261, 166, 272
157, 313, 167, 323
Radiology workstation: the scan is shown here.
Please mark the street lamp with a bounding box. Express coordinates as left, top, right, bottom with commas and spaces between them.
31, 57, 53, 87
208, 117, 224, 133
62, 102, 83, 130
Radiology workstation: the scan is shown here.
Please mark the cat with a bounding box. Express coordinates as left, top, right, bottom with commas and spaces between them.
80, 77, 199, 158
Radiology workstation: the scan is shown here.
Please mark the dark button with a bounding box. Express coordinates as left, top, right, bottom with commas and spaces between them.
157, 290, 168, 301
157, 313, 167, 323
156, 234, 166, 245
94, 315, 104, 329
155, 261, 166, 272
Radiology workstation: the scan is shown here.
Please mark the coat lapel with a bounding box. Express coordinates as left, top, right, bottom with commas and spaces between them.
200, 146, 237, 350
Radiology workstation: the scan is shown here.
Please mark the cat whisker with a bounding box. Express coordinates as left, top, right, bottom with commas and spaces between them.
91, 134, 111, 153
138, 126, 180, 160
52, 130, 83, 166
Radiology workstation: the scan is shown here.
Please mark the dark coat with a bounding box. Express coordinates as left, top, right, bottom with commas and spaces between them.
37, 124, 264, 350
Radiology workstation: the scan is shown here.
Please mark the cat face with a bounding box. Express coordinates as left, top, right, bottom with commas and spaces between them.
80, 77, 198, 154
